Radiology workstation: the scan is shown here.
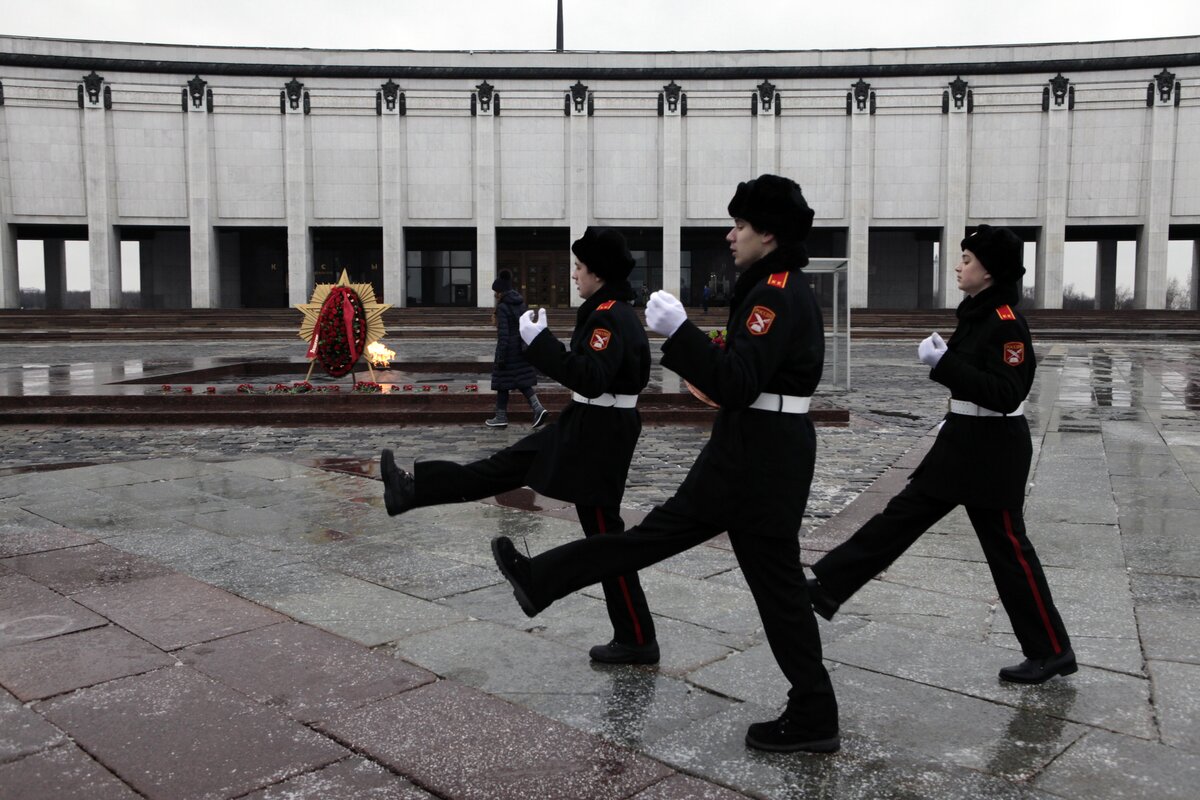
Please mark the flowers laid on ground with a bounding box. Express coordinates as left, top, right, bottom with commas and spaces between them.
402, 384, 414, 392
205, 386, 216, 394
160, 384, 171, 392
465, 384, 479, 392
155, 381, 483, 395
353, 381, 382, 393
180, 386, 193, 394
237, 384, 254, 393
438, 384, 449, 392
708, 328, 727, 349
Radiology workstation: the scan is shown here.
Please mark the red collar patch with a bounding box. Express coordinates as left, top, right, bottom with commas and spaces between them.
996, 305, 1017, 321
590, 328, 612, 351
746, 305, 777, 336
1003, 341, 1025, 366
766, 272, 790, 289
597, 300, 616, 310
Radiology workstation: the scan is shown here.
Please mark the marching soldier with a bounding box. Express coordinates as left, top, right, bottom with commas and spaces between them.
807, 224, 1076, 685
380, 227, 659, 664
491, 175, 840, 753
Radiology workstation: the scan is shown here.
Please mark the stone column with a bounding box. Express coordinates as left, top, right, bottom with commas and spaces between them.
755, 80, 778, 176
847, 80, 873, 308
0, 93, 17, 309
661, 82, 684, 299
473, 82, 497, 308
81, 72, 121, 308
566, 83, 590, 308
379, 81, 406, 307
1095, 239, 1118, 309
1035, 75, 1071, 309
938, 79, 970, 307
283, 79, 312, 307
1135, 70, 1178, 309
1191, 240, 1200, 311
44, 240, 67, 309
185, 77, 216, 308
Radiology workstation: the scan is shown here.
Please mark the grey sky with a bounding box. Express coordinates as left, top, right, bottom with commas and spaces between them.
3, 0, 1199, 52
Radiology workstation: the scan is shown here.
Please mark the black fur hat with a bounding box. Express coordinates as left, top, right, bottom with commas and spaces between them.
491, 269, 512, 293
727, 174, 815, 243
571, 227, 635, 283
961, 225, 1025, 284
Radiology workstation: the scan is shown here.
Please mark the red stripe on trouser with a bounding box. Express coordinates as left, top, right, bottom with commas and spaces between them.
1002, 509, 1062, 655
596, 507, 645, 645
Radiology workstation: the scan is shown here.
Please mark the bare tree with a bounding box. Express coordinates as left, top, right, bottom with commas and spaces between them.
1166, 276, 1193, 311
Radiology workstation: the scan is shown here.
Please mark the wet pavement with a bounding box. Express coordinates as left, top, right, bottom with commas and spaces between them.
1, 336, 1199, 798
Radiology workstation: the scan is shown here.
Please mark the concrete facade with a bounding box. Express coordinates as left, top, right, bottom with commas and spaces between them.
0, 35, 1198, 309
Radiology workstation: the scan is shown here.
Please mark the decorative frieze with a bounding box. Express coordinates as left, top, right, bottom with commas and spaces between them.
658, 80, 686, 116
848, 78, 875, 114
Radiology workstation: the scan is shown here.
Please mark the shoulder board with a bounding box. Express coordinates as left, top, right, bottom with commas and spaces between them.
596, 300, 617, 311
766, 272, 790, 289
995, 305, 1016, 321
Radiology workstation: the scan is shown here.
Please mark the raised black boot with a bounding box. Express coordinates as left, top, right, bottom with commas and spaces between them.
380, 449, 416, 517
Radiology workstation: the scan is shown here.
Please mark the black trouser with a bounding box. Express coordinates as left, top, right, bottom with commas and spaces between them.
413, 450, 655, 646
812, 483, 1071, 659
526, 491, 838, 725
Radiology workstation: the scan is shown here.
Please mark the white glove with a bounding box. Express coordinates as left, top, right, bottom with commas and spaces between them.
519, 308, 548, 345
918, 332, 948, 368
645, 290, 688, 338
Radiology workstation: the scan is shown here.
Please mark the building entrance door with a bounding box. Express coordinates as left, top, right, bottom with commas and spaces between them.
498, 250, 570, 307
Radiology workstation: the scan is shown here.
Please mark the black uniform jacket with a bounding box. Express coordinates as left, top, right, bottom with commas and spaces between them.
909, 283, 1036, 509
511, 282, 651, 506
660, 246, 825, 537
491, 289, 538, 391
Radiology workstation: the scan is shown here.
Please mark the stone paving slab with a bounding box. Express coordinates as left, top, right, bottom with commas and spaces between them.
317, 680, 675, 800
0, 743, 142, 800
236, 756, 435, 800
180, 621, 436, 724
0, 624, 176, 702
1034, 729, 1200, 800
1, 542, 174, 595
1147, 660, 1200, 753
0, 688, 65, 763
0, 509, 95, 557
71, 572, 288, 651
37, 667, 348, 800
0, 574, 109, 648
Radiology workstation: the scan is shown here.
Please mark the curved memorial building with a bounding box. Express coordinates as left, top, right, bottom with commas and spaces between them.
0, 34, 1197, 310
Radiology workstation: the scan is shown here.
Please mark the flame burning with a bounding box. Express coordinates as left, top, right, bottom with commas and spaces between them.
366, 341, 395, 368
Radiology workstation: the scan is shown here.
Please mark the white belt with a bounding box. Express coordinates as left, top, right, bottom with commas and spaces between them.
949, 399, 1025, 417
748, 393, 812, 414
571, 392, 639, 408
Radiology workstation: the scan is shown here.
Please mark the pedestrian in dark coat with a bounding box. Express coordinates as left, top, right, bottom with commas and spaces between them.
380, 228, 659, 663
490, 175, 841, 754
488, 270, 548, 428
808, 224, 1076, 686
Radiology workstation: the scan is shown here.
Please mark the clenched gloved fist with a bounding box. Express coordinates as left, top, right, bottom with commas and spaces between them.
645, 291, 688, 338
917, 332, 947, 368
519, 308, 549, 345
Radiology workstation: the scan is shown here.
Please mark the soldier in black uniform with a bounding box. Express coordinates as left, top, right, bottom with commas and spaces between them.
491, 175, 840, 754
379, 227, 659, 664
808, 225, 1076, 685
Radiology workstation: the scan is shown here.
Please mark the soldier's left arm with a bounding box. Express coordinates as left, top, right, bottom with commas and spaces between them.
662, 283, 796, 409
931, 320, 1033, 413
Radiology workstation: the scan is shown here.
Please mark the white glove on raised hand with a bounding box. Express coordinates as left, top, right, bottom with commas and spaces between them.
917, 332, 948, 368
519, 308, 548, 345
645, 290, 688, 338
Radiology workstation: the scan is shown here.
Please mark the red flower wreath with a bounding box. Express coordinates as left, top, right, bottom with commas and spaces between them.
312, 286, 368, 378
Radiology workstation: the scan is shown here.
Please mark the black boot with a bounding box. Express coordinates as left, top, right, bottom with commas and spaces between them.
491, 536, 539, 618
807, 577, 840, 622
380, 449, 416, 517
999, 649, 1078, 684
589, 640, 660, 665
745, 714, 840, 754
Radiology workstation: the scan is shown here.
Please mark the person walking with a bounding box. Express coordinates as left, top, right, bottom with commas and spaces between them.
380, 228, 659, 664
806, 224, 1076, 685
487, 270, 549, 428
490, 175, 840, 754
